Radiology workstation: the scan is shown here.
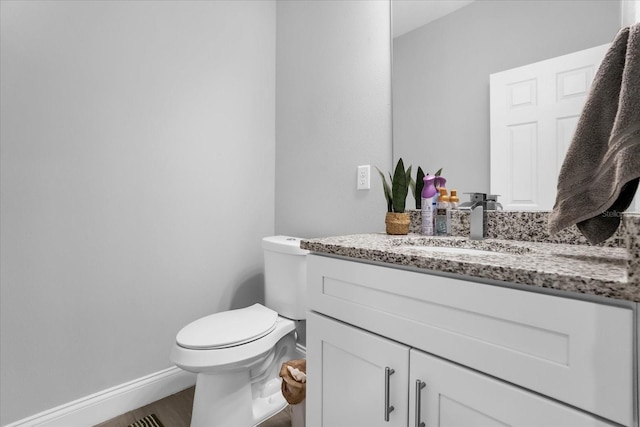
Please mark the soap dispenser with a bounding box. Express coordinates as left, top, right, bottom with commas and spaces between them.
435, 188, 451, 236
432, 176, 447, 215
449, 190, 460, 209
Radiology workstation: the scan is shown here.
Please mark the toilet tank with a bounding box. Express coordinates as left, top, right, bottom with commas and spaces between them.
262, 236, 309, 320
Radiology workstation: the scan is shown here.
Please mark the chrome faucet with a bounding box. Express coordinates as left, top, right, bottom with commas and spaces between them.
459, 193, 487, 240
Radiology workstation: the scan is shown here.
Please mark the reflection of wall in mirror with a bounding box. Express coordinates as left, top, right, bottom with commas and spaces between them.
621, 0, 640, 25
393, 0, 620, 210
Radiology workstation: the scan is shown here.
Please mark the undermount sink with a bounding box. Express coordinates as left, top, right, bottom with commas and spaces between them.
400, 245, 500, 256
393, 237, 530, 257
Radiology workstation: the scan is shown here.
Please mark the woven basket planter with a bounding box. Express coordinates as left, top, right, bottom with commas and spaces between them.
385, 212, 410, 235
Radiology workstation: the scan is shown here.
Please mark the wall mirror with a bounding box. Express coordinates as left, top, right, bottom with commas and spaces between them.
391, 0, 626, 211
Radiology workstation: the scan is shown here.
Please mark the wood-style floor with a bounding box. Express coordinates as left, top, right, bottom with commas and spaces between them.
94, 386, 292, 427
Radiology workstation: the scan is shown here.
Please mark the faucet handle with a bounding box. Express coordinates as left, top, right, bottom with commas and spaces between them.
486, 194, 503, 210
464, 192, 487, 202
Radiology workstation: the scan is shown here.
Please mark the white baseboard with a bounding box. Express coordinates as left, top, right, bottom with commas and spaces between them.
295, 342, 306, 357
8, 345, 306, 427
5, 367, 196, 427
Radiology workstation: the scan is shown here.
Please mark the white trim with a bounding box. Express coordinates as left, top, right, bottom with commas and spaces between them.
621, 0, 640, 26
621, 0, 640, 212
621, 0, 639, 211
295, 342, 306, 357
5, 367, 196, 427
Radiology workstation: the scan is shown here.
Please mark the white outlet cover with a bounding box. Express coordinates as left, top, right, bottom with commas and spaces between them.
357, 165, 370, 190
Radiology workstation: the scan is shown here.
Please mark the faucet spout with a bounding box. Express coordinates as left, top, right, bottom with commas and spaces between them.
459, 201, 482, 210
459, 193, 487, 240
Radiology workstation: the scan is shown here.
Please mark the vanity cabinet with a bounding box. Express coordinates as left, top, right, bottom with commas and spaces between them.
308, 312, 620, 427
306, 254, 636, 427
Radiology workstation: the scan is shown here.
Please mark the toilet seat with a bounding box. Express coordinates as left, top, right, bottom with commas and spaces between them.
171, 314, 296, 373
176, 304, 278, 350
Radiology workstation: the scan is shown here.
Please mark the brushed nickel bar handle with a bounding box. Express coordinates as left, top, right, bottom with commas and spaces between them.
385, 367, 395, 422
415, 380, 426, 427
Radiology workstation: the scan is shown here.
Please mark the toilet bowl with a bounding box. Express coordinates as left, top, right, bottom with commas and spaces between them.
170, 236, 308, 427
171, 304, 299, 426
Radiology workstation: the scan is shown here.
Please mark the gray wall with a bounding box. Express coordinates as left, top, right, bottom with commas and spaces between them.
1, 0, 393, 423
276, 0, 392, 238
0, 1, 276, 424
393, 0, 620, 196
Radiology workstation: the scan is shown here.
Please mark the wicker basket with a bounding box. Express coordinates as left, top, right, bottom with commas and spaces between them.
385, 212, 410, 235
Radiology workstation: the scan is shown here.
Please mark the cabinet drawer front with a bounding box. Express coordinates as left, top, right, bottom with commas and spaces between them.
409, 349, 618, 427
308, 255, 634, 426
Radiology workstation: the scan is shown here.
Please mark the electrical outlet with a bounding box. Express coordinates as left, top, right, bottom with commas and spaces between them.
357, 165, 370, 190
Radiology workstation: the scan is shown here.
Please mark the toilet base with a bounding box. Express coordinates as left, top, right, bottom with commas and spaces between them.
188, 332, 299, 427
191, 370, 254, 427
190, 371, 288, 427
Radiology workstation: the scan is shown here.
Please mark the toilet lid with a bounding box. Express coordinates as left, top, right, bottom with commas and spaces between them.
176, 304, 278, 350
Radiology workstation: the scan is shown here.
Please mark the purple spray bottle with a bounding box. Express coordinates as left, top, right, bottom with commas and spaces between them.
421, 176, 438, 235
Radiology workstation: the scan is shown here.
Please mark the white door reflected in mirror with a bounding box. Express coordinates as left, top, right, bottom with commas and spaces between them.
489, 45, 609, 211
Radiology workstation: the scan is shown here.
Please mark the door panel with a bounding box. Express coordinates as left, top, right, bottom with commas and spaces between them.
490, 44, 609, 210
409, 349, 617, 427
307, 311, 409, 427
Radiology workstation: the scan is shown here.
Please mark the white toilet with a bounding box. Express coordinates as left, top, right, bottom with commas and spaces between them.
170, 236, 308, 427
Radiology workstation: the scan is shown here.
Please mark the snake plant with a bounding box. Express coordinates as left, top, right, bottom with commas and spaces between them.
376, 158, 412, 213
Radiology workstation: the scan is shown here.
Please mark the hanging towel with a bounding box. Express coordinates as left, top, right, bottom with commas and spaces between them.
548, 23, 640, 244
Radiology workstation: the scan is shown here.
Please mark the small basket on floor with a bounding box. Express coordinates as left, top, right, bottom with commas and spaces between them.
280, 359, 306, 427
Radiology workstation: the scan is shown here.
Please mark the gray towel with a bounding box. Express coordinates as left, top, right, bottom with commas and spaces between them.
548, 23, 640, 245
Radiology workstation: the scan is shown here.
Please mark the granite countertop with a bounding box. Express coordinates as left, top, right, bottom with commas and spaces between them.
301, 233, 640, 303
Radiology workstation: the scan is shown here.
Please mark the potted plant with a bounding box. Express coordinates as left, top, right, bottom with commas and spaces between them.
412, 166, 426, 209
376, 158, 412, 235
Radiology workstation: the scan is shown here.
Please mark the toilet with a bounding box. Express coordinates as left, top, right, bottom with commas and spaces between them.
170, 236, 308, 427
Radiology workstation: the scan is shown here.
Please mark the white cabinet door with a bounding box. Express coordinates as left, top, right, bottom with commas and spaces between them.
409, 349, 618, 427
490, 44, 609, 210
307, 311, 410, 427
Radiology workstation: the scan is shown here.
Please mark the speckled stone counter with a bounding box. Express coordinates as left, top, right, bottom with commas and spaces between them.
625, 213, 640, 286
409, 209, 625, 246
300, 229, 640, 303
